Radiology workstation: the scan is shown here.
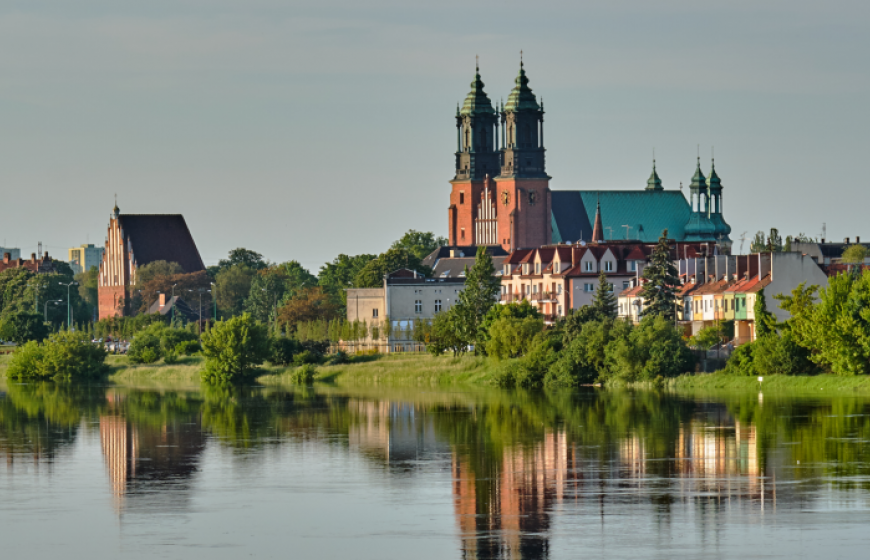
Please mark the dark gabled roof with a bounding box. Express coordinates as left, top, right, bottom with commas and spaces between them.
118, 215, 204, 273
421, 245, 509, 270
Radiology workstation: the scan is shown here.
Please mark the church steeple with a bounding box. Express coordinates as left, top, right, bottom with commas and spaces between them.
498, 57, 547, 178
646, 159, 663, 191
454, 61, 499, 181
591, 199, 604, 243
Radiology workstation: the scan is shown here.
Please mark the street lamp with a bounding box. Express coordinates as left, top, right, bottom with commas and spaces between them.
188, 288, 211, 339
44, 299, 62, 322
59, 281, 78, 329
210, 282, 217, 321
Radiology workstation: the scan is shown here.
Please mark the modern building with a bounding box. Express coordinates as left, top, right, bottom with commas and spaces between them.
97, 203, 205, 319
448, 62, 732, 252
0, 247, 21, 260
68, 244, 105, 275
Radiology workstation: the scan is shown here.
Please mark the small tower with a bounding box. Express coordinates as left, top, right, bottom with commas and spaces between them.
646, 160, 663, 191
683, 158, 716, 241
112, 197, 120, 220
591, 200, 604, 243
707, 159, 732, 244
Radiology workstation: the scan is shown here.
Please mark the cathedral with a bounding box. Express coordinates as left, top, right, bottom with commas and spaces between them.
448, 62, 732, 251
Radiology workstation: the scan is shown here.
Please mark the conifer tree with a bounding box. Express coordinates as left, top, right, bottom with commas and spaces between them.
592, 268, 617, 319
754, 288, 776, 336
640, 229, 681, 321
456, 246, 501, 352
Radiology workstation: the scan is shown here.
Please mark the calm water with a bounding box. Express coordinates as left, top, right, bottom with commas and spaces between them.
2, 383, 870, 559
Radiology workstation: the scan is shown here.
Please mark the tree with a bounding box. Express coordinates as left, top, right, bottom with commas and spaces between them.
354, 248, 430, 288
427, 309, 468, 356
592, 269, 617, 319
245, 262, 317, 322
0, 312, 48, 343
456, 246, 501, 353
214, 265, 256, 317
754, 289, 776, 337
132, 270, 212, 315
200, 314, 271, 383
689, 325, 720, 351
318, 253, 377, 307
766, 228, 783, 252
390, 230, 448, 261
218, 248, 268, 271
640, 230, 681, 321
75, 267, 99, 311
605, 315, 694, 381
136, 261, 185, 285
6, 331, 108, 381
749, 231, 767, 254
276, 287, 341, 333
485, 315, 545, 359
842, 244, 868, 265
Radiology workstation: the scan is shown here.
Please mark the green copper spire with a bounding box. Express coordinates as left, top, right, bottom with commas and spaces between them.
708, 158, 722, 193
690, 157, 707, 191
459, 63, 495, 117
504, 60, 540, 113
646, 159, 663, 191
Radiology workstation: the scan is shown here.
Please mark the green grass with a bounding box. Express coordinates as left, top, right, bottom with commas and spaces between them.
261, 353, 498, 387
663, 372, 870, 394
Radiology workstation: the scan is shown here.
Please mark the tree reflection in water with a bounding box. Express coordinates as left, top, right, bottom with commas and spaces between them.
4, 382, 870, 556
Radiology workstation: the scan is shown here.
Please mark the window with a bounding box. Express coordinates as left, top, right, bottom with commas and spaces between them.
609, 283, 615, 291
504, 265, 510, 275
460, 228, 465, 240
415, 300, 422, 314
629, 261, 637, 272
584, 283, 594, 293
435, 300, 442, 312
460, 191, 465, 204
557, 305, 562, 315
535, 263, 540, 274
604, 261, 614, 272
623, 281, 630, 290
533, 284, 538, 294
523, 264, 529, 275
557, 284, 562, 294
372, 309, 379, 318
584, 261, 594, 272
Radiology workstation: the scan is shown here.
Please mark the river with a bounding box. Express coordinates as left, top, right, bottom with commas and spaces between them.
1, 383, 869, 559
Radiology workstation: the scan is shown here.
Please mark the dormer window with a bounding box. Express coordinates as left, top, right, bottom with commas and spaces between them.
535, 263, 541, 274
584, 261, 594, 272
604, 261, 614, 272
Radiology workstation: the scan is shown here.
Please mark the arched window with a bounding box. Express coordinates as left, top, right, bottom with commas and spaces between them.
523, 124, 532, 144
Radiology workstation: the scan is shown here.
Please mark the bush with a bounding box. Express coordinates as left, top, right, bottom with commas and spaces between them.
128, 323, 200, 363
289, 363, 317, 384
175, 340, 201, 355
492, 336, 558, 389
127, 331, 162, 363
546, 318, 629, 387
6, 331, 108, 381
293, 349, 322, 365
200, 314, 271, 383
328, 350, 349, 365
605, 316, 694, 382
485, 315, 545, 360
270, 337, 302, 366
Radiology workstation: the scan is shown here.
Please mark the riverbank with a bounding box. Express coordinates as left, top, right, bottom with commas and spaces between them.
662, 372, 870, 394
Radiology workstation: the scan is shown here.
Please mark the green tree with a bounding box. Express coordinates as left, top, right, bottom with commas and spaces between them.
689, 325, 721, 351
547, 317, 630, 386
218, 248, 267, 271
592, 269, 617, 319
749, 231, 767, 253
427, 309, 467, 356
454, 246, 501, 353
136, 260, 185, 285
390, 230, 448, 261
0, 312, 49, 343
214, 264, 256, 317
245, 262, 317, 323
605, 315, 694, 382
754, 289, 776, 336
318, 254, 376, 308
479, 300, 539, 351
354, 248, 430, 288
6, 331, 108, 381
200, 314, 271, 383
842, 244, 868, 265
485, 315, 545, 359
75, 267, 99, 310
640, 230, 681, 321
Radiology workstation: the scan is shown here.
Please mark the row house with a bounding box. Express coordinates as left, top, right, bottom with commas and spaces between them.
500, 241, 708, 322
618, 253, 827, 345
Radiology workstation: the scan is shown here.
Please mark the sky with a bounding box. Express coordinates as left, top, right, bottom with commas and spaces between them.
1, 0, 868, 271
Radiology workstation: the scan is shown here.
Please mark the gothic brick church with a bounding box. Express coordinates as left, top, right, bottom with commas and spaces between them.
448, 62, 732, 251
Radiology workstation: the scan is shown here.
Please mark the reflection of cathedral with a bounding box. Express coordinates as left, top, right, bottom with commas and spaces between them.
98, 392, 206, 514
452, 431, 568, 559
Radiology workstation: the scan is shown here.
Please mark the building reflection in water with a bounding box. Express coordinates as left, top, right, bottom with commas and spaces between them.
99, 390, 206, 514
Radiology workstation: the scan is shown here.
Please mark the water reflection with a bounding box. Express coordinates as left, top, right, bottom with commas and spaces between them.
3, 384, 870, 557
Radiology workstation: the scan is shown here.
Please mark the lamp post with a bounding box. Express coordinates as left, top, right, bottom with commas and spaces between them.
189, 288, 211, 339
59, 281, 78, 329
210, 282, 217, 321
44, 299, 62, 322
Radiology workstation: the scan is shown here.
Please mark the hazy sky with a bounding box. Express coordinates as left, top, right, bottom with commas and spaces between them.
1, 0, 868, 271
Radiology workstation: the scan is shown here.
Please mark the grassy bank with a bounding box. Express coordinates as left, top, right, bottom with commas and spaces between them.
661, 372, 870, 394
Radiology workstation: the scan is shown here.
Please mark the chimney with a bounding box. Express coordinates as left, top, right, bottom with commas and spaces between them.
846, 237, 850, 244
43, 252, 49, 260
31, 253, 36, 263
821, 238, 825, 243
858, 236, 861, 244
159, 293, 167, 307
3, 253, 9, 263
571, 248, 577, 268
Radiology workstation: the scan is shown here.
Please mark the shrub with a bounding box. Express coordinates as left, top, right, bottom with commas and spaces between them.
0, 312, 49, 344
175, 340, 201, 355
328, 350, 349, 365
289, 363, 317, 384
605, 316, 694, 382
270, 337, 302, 366
128, 323, 200, 363
485, 315, 545, 359
492, 336, 558, 389
162, 347, 179, 364
6, 331, 108, 381
293, 349, 321, 365
200, 314, 271, 383
750, 332, 814, 376
128, 331, 162, 363
546, 318, 629, 387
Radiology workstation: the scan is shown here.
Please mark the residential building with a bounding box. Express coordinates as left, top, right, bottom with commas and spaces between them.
147, 293, 201, 323
0, 251, 58, 274
448, 61, 732, 252
792, 237, 870, 267
68, 243, 105, 275
98, 203, 205, 319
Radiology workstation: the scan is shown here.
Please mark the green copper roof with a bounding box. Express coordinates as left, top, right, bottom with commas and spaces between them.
708, 159, 722, 193
689, 157, 707, 192
460, 67, 496, 117
504, 62, 540, 113
551, 190, 693, 243
646, 161, 663, 191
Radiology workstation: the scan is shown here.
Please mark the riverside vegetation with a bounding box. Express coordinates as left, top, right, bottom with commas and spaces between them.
5, 230, 870, 390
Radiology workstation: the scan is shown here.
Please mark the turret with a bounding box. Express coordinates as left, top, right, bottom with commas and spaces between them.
454, 63, 499, 181
498, 59, 547, 178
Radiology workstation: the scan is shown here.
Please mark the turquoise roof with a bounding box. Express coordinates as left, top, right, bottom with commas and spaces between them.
460, 68, 496, 117
551, 190, 693, 244
504, 62, 539, 113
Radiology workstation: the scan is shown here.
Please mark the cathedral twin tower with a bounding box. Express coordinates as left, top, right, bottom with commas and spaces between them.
449, 61, 551, 251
